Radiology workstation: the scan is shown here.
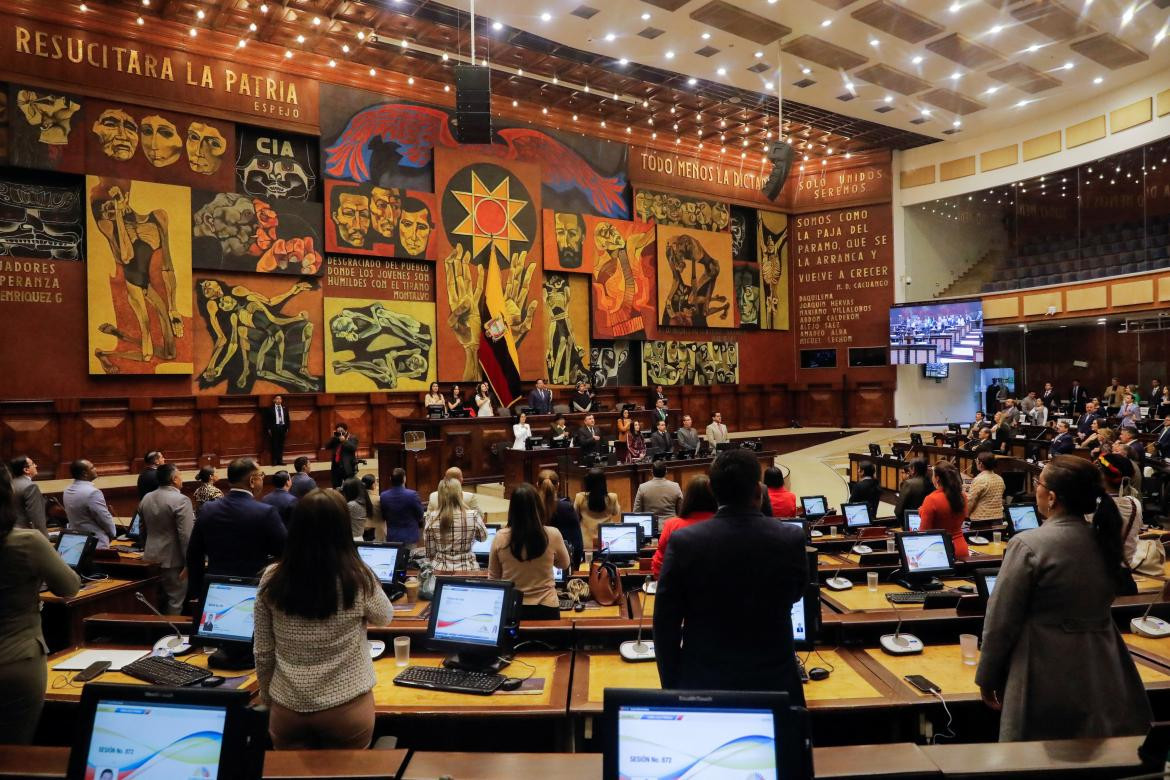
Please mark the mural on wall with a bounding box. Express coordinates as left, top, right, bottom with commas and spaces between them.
542, 272, 590, 386
433, 149, 543, 401
9, 84, 85, 172
86, 176, 193, 375
235, 126, 319, 202
191, 190, 323, 275
634, 188, 730, 231
541, 209, 590, 273
588, 217, 656, 341
657, 225, 736, 329
0, 175, 82, 260
323, 256, 436, 392
730, 205, 759, 329
194, 273, 323, 394
643, 340, 740, 386
324, 180, 437, 260
0, 86, 9, 164
318, 87, 629, 217
758, 210, 790, 331
85, 100, 236, 190
590, 340, 641, 388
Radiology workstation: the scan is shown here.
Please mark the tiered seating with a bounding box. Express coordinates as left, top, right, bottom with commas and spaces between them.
983, 215, 1170, 291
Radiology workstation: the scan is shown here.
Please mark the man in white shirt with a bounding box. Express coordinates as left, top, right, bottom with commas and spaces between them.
705, 412, 729, 444
425, 466, 481, 513
63, 459, 118, 548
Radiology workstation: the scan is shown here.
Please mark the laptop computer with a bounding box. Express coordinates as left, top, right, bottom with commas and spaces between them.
1006, 503, 1040, 535
472, 525, 501, 566
903, 509, 922, 533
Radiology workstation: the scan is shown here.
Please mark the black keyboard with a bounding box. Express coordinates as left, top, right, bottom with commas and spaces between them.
886, 591, 957, 605
393, 665, 505, 695
558, 594, 575, 611
122, 655, 211, 687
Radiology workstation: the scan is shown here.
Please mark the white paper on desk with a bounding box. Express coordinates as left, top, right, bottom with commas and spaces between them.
53, 649, 150, 671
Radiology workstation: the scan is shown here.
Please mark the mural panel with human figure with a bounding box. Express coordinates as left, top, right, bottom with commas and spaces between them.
730, 205, 760, 330
191, 190, 323, 275
324, 179, 437, 260
757, 210, 790, 331
643, 340, 739, 386
586, 217, 656, 341
235, 126, 320, 202
193, 273, 323, 394
542, 272, 590, 386
656, 225, 736, 329
541, 210, 591, 273
86, 176, 193, 375
9, 83, 85, 173
633, 188, 730, 232
590, 340, 642, 388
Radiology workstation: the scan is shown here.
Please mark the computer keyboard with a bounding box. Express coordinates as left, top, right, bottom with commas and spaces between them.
885, 591, 956, 605
558, 594, 576, 611
393, 665, 505, 695
121, 655, 211, 687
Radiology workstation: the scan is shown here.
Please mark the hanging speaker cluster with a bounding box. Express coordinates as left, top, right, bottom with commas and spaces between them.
761, 141, 795, 201
453, 64, 492, 144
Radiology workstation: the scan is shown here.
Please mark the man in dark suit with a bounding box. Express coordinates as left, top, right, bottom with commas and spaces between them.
648, 384, 668, 409
574, 413, 602, 460
1076, 401, 1102, 440
1050, 421, 1076, 456
186, 457, 286, 601
326, 423, 359, 488
653, 398, 669, 425
137, 451, 164, 500
1156, 416, 1170, 458
1068, 381, 1088, 415
848, 460, 881, 519
527, 379, 553, 416
894, 458, 929, 524
261, 470, 297, 526
379, 467, 424, 546
648, 419, 673, 456
654, 449, 807, 701
985, 380, 1000, 416
264, 395, 290, 465
290, 456, 316, 498
1040, 382, 1059, 410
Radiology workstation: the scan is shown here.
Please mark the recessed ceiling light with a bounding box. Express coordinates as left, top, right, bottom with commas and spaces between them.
985, 85, 999, 94
1093, 76, 1104, 84
196, 8, 205, 18
883, 95, 893, 103
687, 77, 697, 86
572, 114, 578, 120
283, 49, 292, 58
820, 18, 832, 27
342, 43, 350, 52
1027, 43, 1040, 53
1121, 5, 1135, 25
701, 32, 711, 40
641, 12, 651, 20
249, 22, 258, 31
605, 32, 615, 41
665, 50, 674, 59
545, 108, 551, 115
619, 58, 629, 65
312, 16, 320, 25
328, 59, 336, 67
949, 1, 960, 11
1063, 61, 1074, 70
754, 51, 764, 58
189, 27, 198, 37
296, 34, 305, 43
869, 39, 880, 47
136, 15, 144, 24
492, 21, 503, 30
1016, 99, 1030, 107
920, 108, 931, 116
911, 55, 923, 64
357, 31, 365, 40
764, 82, 774, 90
950, 71, 961, 80
717, 67, 727, 75
541, 11, 551, 21
952, 119, 962, 127
801, 67, 811, 75
989, 24, 1002, 34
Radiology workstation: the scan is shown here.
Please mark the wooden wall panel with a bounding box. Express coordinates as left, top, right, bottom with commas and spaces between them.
78, 405, 133, 475
0, 406, 58, 475
798, 387, 839, 427
851, 385, 894, 427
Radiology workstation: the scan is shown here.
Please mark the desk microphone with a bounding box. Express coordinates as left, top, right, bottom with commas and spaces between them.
880, 599, 924, 656
825, 568, 853, 591
135, 591, 192, 655
1131, 600, 1170, 638
619, 588, 656, 663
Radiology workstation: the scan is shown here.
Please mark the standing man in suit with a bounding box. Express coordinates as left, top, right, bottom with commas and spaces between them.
1149, 380, 1163, 417
290, 456, 316, 498
1050, 420, 1076, 456
139, 463, 194, 614
1155, 416, 1170, 458
264, 395, 290, 466
633, 460, 683, 518
985, 380, 1000, 416
1020, 392, 1038, 415
137, 451, 164, 500
648, 384, 668, 409
1102, 378, 1124, 411
574, 413, 602, 460
654, 449, 807, 700
705, 412, 729, 445
649, 419, 673, 456
1068, 380, 1088, 415
1040, 382, 1058, 410
528, 379, 554, 415
380, 467, 424, 547
8, 456, 47, 538
62, 459, 117, 547
676, 415, 700, 452
261, 470, 297, 526
187, 457, 286, 601
325, 423, 358, 488
653, 398, 669, 425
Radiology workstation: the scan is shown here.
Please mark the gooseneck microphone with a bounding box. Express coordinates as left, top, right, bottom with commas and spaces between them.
1132, 600, 1170, 638
135, 591, 192, 655
620, 586, 656, 663
880, 598, 924, 655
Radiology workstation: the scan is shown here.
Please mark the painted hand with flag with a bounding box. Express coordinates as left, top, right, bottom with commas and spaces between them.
503, 250, 538, 347
444, 245, 483, 378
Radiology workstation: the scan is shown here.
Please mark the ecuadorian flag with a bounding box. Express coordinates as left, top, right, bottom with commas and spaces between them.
478, 258, 523, 407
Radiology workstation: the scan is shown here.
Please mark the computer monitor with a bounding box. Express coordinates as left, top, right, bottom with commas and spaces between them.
800, 495, 828, 518
792, 584, 820, 650
780, 519, 807, 538
974, 568, 999, 602
842, 502, 871, 530
195, 575, 259, 670
472, 524, 501, 565
909, 432, 924, 447
715, 441, 734, 452
621, 403, 638, 413
947, 423, 962, 433
903, 510, 922, 533
868, 443, 882, 458
603, 689, 812, 780
524, 437, 546, 450
55, 531, 97, 574
894, 531, 956, 588
622, 513, 656, 540
67, 682, 256, 780
599, 523, 641, 561
426, 577, 517, 674
1007, 503, 1039, 534
125, 512, 144, 547
356, 541, 404, 586
426, 404, 446, 419
676, 448, 696, 460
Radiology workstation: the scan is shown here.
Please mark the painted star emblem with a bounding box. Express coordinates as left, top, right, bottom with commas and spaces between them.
449, 170, 529, 267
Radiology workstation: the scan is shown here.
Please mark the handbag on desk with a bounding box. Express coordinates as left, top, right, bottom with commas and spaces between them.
588, 554, 625, 607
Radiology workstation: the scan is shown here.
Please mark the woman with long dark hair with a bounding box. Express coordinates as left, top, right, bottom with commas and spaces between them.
423, 381, 444, 410
341, 477, 373, 540
918, 460, 968, 557
652, 475, 719, 577
977, 456, 1151, 741
616, 406, 632, 438
488, 483, 571, 620
0, 463, 81, 744
625, 419, 647, 462
255, 489, 391, 749
537, 469, 584, 570
573, 467, 620, 551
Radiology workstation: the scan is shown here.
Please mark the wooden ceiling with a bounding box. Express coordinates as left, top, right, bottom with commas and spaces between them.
79, 0, 938, 159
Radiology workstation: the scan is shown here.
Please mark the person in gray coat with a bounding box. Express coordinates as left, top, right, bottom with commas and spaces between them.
976, 455, 1152, 742
139, 463, 195, 614
9, 457, 47, 538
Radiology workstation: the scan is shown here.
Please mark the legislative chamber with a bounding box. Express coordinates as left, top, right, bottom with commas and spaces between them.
2, 0, 1170, 777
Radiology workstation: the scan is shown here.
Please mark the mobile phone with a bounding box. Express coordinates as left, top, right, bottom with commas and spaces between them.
904, 674, 940, 694
75, 660, 111, 682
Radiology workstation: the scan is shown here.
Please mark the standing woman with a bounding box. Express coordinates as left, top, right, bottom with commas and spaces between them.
423, 381, 445, 410
474, 381, 495, 418
571, 381, 594, 412
537, 469, 584, 571
254, 489, 392, 749
424, 478, 487, 572
977, 456, 1151, 741
192, 466, 223, 513
573, 467, 621, 551
488, 483, 571, 621
512, 411, 532, 450
0, 464, 81, 744
616, 407, 632, 439
918, 460, 968, 558
625, 420, 647, 462
446, 384, 465, 415
341, 477, 373, 541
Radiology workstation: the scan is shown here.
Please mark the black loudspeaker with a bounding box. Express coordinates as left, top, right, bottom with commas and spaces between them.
454, 65, 492, 144
761, 141, 795, 201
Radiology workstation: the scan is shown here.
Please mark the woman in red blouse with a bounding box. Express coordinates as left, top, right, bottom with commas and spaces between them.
919, 460, 968, 558
763, 466, 797, 518
651, 475, 718, 577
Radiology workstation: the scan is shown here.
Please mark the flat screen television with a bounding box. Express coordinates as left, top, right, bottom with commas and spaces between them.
923, 363, 949, 379
848, 346, 888, 367
800, 349, 837, 369
889, 298, 983, 364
